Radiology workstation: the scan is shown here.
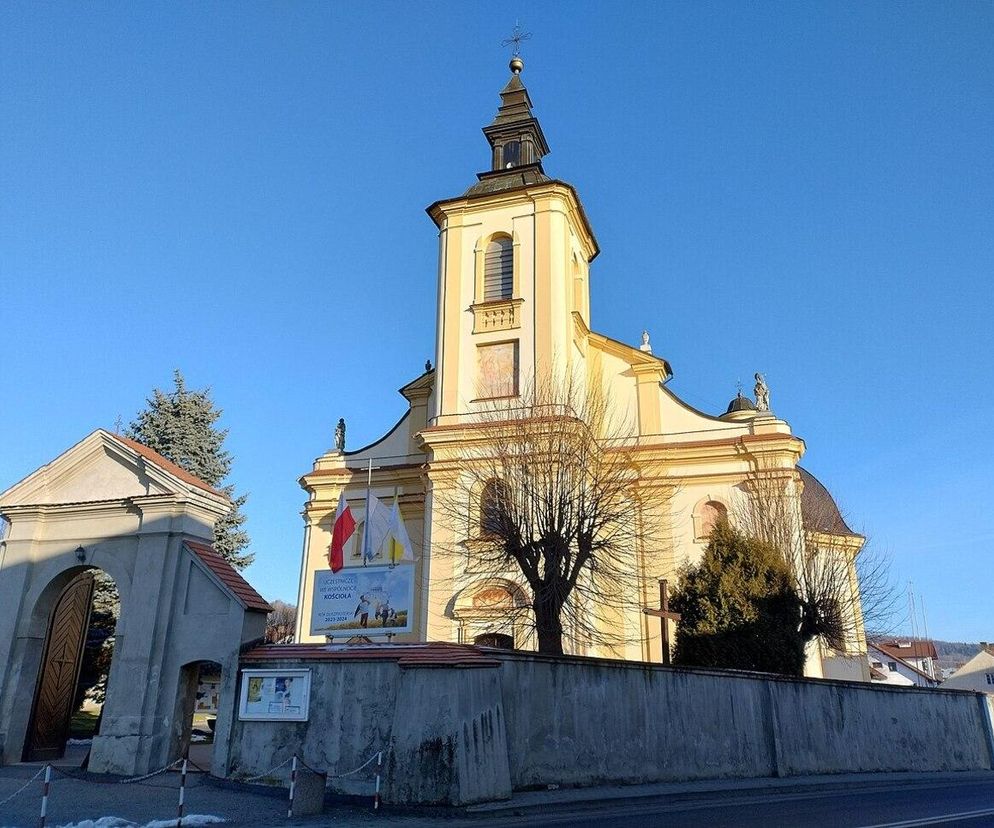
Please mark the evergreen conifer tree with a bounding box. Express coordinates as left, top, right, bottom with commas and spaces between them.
127, 370, 252, 569
670, 520, 806, 676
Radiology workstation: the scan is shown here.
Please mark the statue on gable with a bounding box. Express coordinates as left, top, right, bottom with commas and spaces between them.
334, 418, 346, 452
754, 373, 771, 413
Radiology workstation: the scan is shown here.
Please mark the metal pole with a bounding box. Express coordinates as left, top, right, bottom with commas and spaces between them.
374, 751, 382, 811
38, 764, 51, 828
362, 459, 373, 566
177, 757, 188, 827
660, 579, 671, 667
287, 755, 298, 818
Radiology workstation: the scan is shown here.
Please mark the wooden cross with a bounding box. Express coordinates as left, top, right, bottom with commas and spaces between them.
643, 578, 681, 666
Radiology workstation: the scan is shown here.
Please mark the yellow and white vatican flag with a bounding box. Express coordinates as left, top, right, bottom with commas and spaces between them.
387, 500, 414, 565
363, 496, 393, 563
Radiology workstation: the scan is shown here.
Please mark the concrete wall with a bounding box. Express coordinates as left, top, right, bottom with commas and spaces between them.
224, 648, 994, 806
501, 654, 993, 786
224, 658, 510, 806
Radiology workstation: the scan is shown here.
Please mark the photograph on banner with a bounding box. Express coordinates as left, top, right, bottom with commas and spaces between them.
238, 669, 311, 721
310, 563, 415, 636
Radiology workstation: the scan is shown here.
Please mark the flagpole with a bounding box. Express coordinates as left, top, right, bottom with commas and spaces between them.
362, 458, 372, 567
391, 486, 399, 567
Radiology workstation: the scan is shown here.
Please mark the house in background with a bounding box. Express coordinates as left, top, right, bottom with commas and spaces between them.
942, 643, 994, 694
868, 640, 940, 688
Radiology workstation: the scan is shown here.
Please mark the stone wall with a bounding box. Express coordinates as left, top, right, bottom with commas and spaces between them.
223, 645, 994, 806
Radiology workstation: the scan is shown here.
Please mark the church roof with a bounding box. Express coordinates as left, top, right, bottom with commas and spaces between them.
184, 539, 271, 613
464, 165, 551, 197
798, 466, 858, 537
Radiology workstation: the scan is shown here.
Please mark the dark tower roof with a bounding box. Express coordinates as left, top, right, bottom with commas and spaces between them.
465, 57, 552, 197
725, 392, 756, 414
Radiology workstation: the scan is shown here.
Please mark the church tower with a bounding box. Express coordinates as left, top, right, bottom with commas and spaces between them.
426, 57, 600, 423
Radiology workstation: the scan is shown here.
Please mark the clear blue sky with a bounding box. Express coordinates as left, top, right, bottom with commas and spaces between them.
2, 3, 991, 642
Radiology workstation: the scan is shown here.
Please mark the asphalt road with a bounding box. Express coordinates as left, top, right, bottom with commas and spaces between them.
2, 769, 993, 827
449, 777, 994, 828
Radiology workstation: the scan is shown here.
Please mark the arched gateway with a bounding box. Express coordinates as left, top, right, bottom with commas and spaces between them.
0, 430, 269, 775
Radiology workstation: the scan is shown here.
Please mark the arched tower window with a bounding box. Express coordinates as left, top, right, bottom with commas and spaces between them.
483, 238, 513, 302
694, 500, 728, 541
502, 140, 521, 168
480, 479, 510, 538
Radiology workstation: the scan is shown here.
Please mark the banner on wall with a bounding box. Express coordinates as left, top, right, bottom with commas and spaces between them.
310, 563, 415, 637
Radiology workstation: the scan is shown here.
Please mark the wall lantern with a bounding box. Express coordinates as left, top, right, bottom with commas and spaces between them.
75, 545, 86, 563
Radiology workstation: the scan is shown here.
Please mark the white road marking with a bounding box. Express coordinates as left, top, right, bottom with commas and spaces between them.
858, 808, 994, 827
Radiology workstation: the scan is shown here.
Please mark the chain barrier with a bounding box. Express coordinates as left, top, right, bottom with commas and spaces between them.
0, 764, 46, 808
118, 759, 184, 785
5, 749, 388, 823
239, 756, 293, 783
322, 750, 382, 779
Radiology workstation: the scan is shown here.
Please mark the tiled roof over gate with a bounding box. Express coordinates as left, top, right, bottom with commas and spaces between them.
241, 641, 500, 668
184, 539, 271, 613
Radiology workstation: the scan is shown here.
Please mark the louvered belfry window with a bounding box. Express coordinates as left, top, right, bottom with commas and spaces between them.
483, 238, 513, 302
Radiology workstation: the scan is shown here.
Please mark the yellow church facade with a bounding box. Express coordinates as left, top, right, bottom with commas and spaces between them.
294, 58, 868, 680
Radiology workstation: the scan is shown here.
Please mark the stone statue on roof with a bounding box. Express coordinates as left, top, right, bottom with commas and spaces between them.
639, 330, 652, 353
754, 373, 770, 412
334, 418, 346, 452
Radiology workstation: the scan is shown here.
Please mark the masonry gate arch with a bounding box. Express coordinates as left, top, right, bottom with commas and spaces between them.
0, 430, 269, 775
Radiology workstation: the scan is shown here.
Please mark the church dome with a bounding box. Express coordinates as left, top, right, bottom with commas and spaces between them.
798, 467, 860, 537
725, 392, 756, 414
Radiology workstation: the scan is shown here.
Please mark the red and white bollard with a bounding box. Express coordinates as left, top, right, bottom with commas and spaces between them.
38, 764, 51, 828
177, 757, 188, 827
373, 751, 382, 811
287, 755, 298, 818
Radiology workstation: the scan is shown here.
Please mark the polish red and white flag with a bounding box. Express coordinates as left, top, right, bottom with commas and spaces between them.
328, 491, 356, 573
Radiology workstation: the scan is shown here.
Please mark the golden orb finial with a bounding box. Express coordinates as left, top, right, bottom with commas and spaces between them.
509, 55, 524, 74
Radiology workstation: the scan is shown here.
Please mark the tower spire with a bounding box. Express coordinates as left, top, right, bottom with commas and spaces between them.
481, 45, 550, 174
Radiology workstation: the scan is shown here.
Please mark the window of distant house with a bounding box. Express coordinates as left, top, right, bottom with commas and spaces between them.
694, 500, 728, 541
888, 662, 898, 672
986, 673, 994, 686
871, 661, 883, 668
483, 237, 514, 302
480, 479, 510, 538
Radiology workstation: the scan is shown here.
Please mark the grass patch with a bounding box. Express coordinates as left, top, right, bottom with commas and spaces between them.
70, 709, 99, 738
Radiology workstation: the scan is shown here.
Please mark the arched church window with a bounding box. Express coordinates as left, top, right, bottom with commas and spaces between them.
480, 479, 510, 538
483, 238, 513, 302
694, 500, 728, 541
350, 521, 372, 558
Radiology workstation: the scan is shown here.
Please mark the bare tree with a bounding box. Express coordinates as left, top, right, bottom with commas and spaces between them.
734, 468, 902, 655
266, 600, 298, 644
431, 372, 671, 656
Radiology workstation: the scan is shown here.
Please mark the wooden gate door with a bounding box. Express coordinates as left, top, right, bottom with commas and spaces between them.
23, 572, 95, 761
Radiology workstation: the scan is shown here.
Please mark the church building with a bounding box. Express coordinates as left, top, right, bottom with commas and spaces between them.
294, 57, 868, 681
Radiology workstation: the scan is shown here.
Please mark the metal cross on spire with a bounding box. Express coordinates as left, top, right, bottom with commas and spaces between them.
501, 22, 532, 57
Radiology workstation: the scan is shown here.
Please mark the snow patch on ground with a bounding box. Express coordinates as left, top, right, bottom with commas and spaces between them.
55, 815, 226, 828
